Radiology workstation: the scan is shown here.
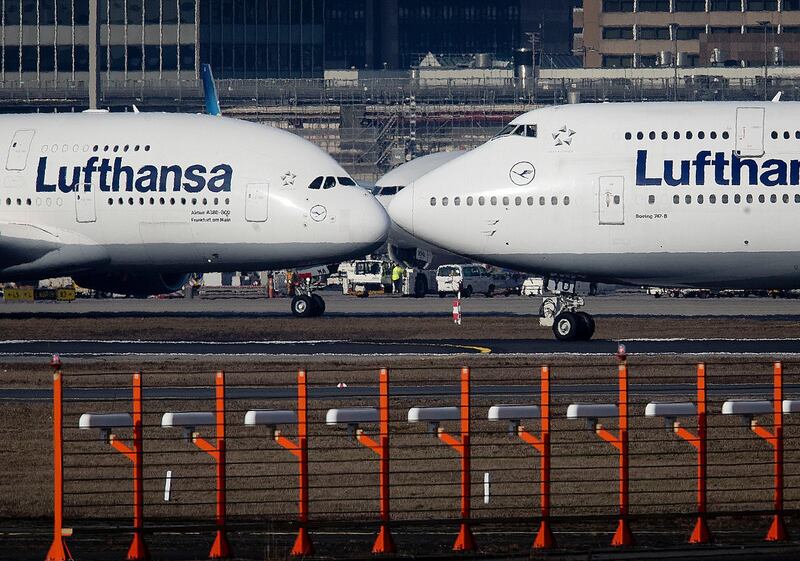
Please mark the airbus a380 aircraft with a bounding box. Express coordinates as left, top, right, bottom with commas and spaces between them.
389, 101, 798, 340
0, 111, 389, 316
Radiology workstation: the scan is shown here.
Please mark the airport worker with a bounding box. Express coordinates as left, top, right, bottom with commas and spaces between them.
392, 263, 404, 294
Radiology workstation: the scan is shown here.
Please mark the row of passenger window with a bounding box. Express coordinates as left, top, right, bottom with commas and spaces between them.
0, 196, 230, 207
625, 130, 730, 141
770, 131, 800, 140
107, 196, 230, 206
430, 195, 570, 207
672, 193, 800, 204
42, 144, 152, 154
1, 197, 63, 207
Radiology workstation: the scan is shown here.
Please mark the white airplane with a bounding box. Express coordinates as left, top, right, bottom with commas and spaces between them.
389, 101, 796, 340
0, 111, 389, 317
373, 151, 466, 269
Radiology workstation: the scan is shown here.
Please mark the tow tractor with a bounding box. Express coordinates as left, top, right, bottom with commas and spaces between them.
343, 259, 393, 297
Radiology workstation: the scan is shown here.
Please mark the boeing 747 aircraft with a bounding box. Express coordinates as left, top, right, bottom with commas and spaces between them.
389, 101, 796, 340
0, 111, 389, 316
373, 151, 466, 269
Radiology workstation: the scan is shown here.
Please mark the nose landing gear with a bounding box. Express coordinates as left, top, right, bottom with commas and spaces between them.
540, 292, 595, 341
290, 280, 326, 318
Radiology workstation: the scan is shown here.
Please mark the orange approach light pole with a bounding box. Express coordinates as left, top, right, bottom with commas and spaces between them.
593, 362, 634, 547
104, 373, 149, 560
666, 364, 711, 544
513, 366, 555, 549
436, 367, 477, 551
46, 358, 72, 561
190, 372, 231, 558
352, 369, 396, 553
273, 370, 313, 556
748, 363, 789, 541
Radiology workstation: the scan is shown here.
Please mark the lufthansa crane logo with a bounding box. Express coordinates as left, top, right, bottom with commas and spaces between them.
310, 205, 327, 222
509, 161, 536, 186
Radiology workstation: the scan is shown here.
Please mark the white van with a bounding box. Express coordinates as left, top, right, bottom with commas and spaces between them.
436, 264, 493, 297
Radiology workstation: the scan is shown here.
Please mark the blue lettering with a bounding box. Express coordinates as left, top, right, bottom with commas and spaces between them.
208, 164, 233, 192
635, 150, 661, 186
38, 156, 233, 195
183, 164, 207, 193
35, 157, 56, 192
58, 166, 81, 193
761, 159, 787, 187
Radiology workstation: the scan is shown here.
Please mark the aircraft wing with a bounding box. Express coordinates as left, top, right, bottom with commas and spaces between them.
0, 222, 109, 279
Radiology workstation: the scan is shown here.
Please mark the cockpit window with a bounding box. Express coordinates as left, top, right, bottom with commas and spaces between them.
495, 124, 517, 138
371, 185, 405, 196
494, 123, 537, 139
323, 176, 336, 189
513, 125, 537, 137
308, 176, 323, 189
338, 177, 357, 186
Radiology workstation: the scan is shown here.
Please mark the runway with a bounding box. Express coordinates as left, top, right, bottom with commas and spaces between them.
1, 337, 800, 357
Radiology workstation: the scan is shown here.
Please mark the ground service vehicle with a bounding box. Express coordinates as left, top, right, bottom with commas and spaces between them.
436, 264, 493, 297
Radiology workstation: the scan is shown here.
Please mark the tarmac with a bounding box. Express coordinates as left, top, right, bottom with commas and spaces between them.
4, 291, 800, 318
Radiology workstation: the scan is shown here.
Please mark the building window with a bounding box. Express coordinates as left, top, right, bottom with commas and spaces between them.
603, 55, 633, 68
639, 27, 671, 40
747, 0, 777, 10
603, 27, 634, 40
603, 0, 634, 12
712, 0, 743, 11
638, 0, 670, 11
675, 0, 706, 10
677, 27, 705, 40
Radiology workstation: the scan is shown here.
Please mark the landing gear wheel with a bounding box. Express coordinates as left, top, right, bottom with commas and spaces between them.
310, 294, 326, 317
575, 311, 595, 341
291, 295, 313, 318
553, 312, 580, 341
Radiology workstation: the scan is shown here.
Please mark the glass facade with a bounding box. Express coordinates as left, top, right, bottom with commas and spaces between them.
0, 0, 323, 81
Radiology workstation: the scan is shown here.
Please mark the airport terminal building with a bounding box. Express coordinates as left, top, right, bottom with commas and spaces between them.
578, 0, 800, 68
0, 1, 571, 84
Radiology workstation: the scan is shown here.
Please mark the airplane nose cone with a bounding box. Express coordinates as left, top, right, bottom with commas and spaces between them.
358, 191, 391, 248
388, 183, 414, 236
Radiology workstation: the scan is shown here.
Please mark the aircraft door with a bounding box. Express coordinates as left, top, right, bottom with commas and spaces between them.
75, 183, 97, 223
735, 107, 765, 157
598, 176, 624, 225
5, 129, 35, 171
245, 182, 269, 222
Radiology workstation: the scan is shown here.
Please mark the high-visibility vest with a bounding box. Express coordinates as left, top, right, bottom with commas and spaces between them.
391, 267, 403, 281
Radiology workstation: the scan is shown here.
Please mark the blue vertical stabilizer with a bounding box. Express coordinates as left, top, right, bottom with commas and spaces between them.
201, 63, 222, 116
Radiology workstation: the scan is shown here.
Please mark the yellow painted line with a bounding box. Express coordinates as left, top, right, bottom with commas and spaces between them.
444, 344, 492, 354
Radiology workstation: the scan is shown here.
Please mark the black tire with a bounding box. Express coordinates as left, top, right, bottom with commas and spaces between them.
576, 312, 596, 341
414, 275, 428, 298
438, 291, 447, 298
463, 285, 473, 298
486, 284, 495, 297
291, 295, 313, 318
552, 312, 580, 341
310, 294, 326, 317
